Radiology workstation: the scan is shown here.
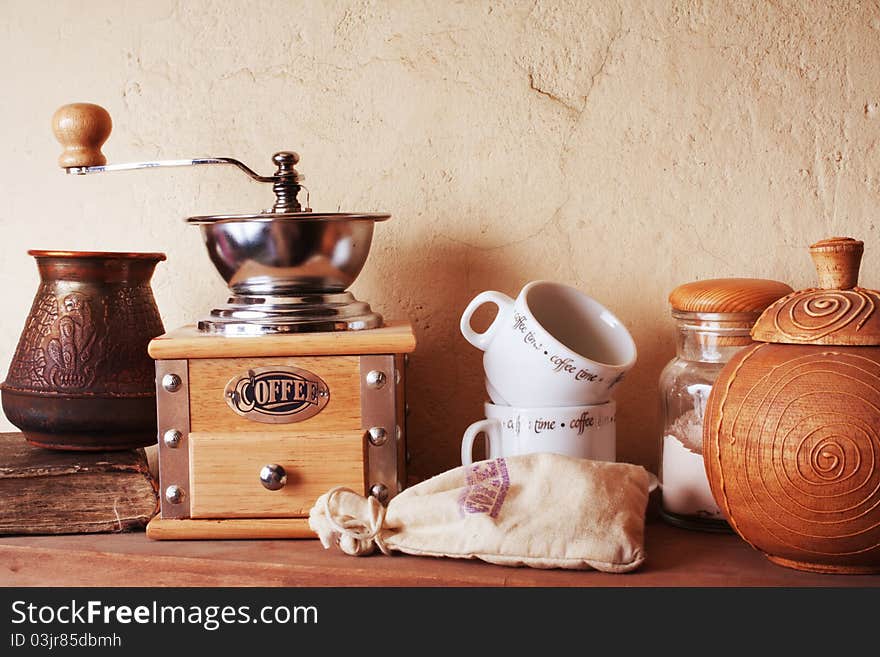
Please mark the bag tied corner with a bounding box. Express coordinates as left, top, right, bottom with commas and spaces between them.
309, 486, 390, 557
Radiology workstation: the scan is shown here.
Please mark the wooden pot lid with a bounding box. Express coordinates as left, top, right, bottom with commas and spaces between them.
751, 237, 880, 345
669, 278, 793, 315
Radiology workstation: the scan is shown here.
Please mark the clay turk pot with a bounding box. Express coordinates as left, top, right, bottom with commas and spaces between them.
704, 237, 880, 573
0, 250, 165, 450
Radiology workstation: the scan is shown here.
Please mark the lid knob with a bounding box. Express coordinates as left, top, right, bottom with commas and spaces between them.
52, 103, 112, 168
810, 237, 864, 290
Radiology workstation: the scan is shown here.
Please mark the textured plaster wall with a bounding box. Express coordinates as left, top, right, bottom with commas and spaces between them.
2, 0, 879, 479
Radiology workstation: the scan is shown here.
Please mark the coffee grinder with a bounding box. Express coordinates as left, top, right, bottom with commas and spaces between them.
53, 103, 415, 539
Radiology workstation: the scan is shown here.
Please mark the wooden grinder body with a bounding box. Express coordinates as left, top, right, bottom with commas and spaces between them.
146, 322, 415, 540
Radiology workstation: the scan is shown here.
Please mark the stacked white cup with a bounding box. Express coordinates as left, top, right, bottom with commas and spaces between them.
459, 281, 637, 465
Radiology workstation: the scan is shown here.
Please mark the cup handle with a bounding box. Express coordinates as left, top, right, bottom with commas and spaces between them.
459, 291, 514, 351
461, 419, 500, 465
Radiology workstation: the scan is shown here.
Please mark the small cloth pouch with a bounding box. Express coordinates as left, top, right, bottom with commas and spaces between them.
309, 453, 654, 573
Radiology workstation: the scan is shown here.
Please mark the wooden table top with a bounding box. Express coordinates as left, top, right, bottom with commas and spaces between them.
1, 522, 877, 587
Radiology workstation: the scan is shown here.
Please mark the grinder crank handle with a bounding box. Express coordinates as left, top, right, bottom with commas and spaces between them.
51, 102, 295, 183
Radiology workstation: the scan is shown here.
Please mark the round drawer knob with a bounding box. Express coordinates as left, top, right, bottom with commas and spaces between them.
260, 464, 287, 491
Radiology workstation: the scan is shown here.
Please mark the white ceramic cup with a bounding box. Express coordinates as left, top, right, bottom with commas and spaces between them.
460, 281, 637, 406
461, 401, 616, 465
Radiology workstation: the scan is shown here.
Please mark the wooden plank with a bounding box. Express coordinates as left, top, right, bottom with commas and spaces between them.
189, 431, 365, 518
146, 517, 314, 540
148, 321, 417, 360
0, 523, 878, 587
188, 356, 362, 433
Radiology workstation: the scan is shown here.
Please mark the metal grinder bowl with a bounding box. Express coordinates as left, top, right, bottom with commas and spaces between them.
189, 212, 389, 294
188, 212, 391, 334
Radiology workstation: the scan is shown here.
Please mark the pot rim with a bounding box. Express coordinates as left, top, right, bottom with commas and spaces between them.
27, 249, 167, 261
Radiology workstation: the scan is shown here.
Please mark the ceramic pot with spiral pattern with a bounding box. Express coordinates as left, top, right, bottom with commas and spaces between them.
0, 250, 165, 450
704, 237, 880, 573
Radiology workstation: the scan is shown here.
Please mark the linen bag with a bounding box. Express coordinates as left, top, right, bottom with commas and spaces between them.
309, 453, 654, 572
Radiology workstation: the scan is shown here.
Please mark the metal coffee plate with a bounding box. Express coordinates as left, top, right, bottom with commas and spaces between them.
224, 366, 330, 424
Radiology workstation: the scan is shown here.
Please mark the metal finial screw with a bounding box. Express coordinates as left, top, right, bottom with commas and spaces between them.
272, 151, 300, 171
162, 373, 182, 393
165, 485, 184, 504
370, 483, 389, 504
163, 429, 182, 448
269, 151, 303, 213
368, 427, 388, 446
366, 370, 386, 389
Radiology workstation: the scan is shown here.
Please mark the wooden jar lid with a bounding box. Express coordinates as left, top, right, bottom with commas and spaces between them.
752, 237, 880, 345
669, 278, 794, 315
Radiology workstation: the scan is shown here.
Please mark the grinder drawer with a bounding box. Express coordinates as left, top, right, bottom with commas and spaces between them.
188, 431, 366, 519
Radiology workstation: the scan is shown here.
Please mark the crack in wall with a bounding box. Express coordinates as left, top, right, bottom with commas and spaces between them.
523, 5, 623, 116
528, 71, 580, 114
581, 24, 621, 112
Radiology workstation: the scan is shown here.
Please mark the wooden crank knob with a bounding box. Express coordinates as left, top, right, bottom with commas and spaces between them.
52, 103, 112, 168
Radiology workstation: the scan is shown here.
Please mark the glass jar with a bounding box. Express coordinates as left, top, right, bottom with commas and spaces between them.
658, 279, 793, 531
